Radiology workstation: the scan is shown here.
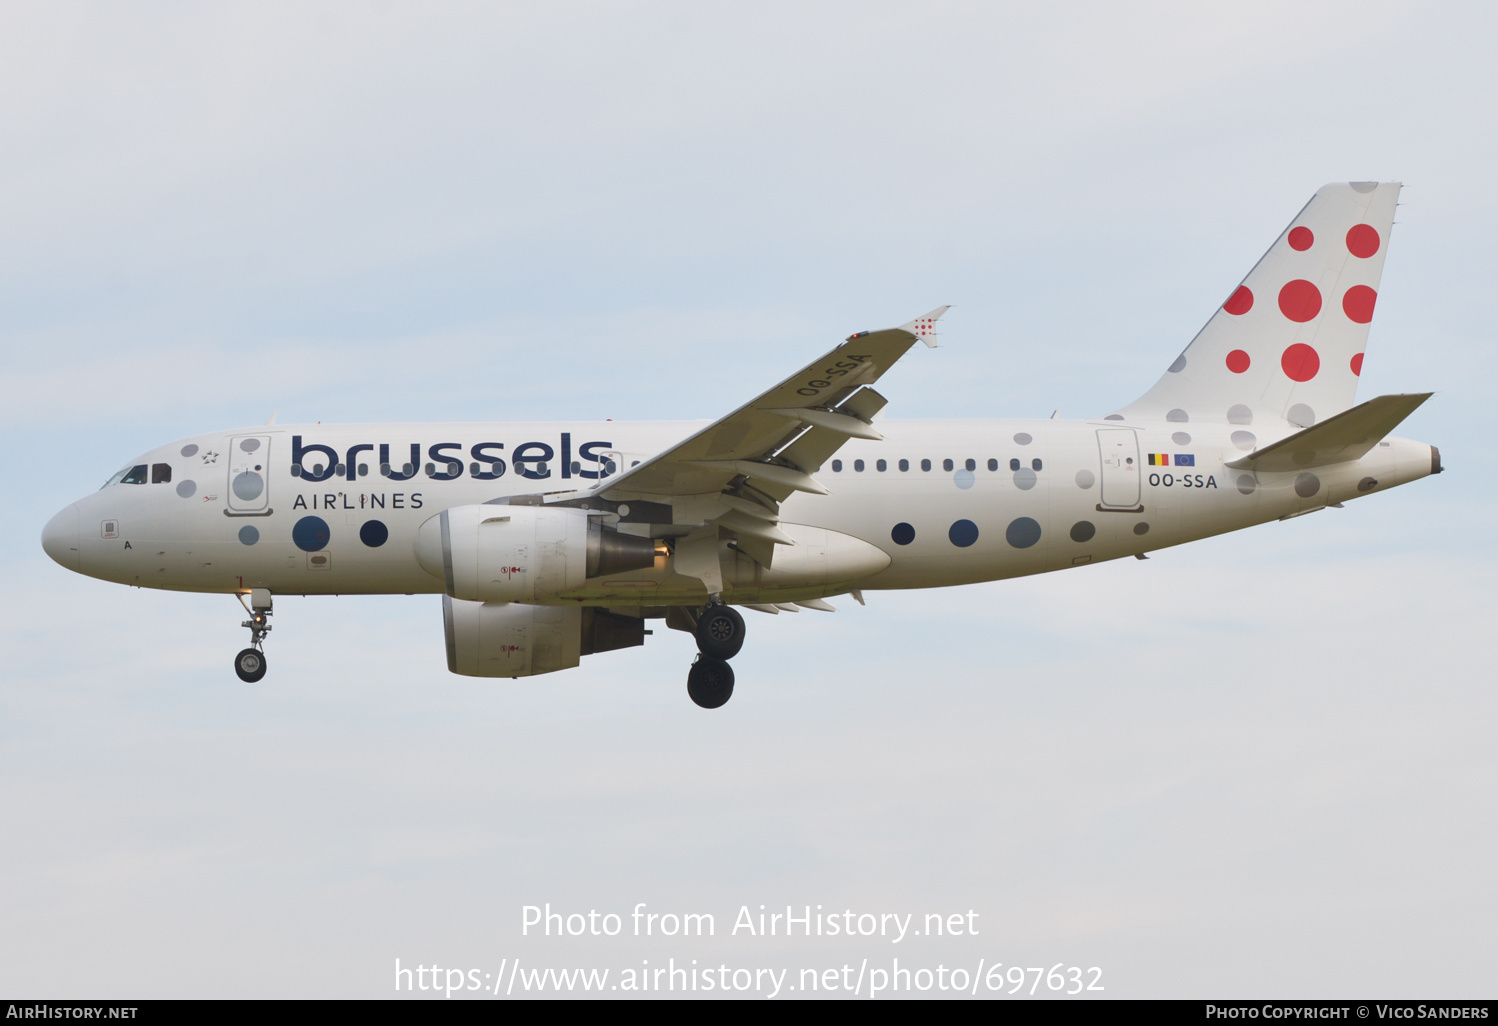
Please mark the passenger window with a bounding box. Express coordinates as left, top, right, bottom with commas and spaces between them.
942, 459, 954, 471
121, 465, 148, 485
831, 459, 843, 472
151, 463, 172, 483
1010, 458, 1021, 471
987, 458, 998, 471
1032, 458, 1043, 471
854, 459, 865, 472
876, 459, 887, 472
920, 459, 931, 472
964, 458, 975, 472
899, 459, 909, 472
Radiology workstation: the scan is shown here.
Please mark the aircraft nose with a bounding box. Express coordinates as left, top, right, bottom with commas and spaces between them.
42, 504, 81, 570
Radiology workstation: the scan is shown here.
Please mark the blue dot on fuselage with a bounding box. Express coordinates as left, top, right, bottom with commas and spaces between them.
292, 515, 330, 552
238, 525, 259, 545
948, 519, 979, 547
359, 520, 389, 547
891, 522, 915, 546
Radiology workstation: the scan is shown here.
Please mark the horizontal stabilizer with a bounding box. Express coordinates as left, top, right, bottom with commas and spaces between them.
1226, 393, 1432, 472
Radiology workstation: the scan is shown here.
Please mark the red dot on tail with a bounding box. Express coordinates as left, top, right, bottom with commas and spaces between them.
1350, 353, 1364, 376
1278, 280, 1322, 322
1226, 350, 1251, 373
1281, 343, 1320, 382
1346, 224, 1380, 258
1288, 227, 1313, 251
1342, 285, 1377, 324
1223, 286, 1253, 315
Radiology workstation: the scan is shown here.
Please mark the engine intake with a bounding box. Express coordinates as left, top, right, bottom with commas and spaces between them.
417, 504, 656, 602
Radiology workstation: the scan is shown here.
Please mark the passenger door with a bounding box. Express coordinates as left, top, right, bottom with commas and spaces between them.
1096, 429, 1141, 510
227, 435, 272, 513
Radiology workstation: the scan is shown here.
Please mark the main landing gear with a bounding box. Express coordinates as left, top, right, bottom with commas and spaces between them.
234, 588, 273, 683
687, 601, 745, 709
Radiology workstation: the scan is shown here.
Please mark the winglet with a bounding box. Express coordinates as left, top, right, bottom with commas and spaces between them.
901, 305, 950, 348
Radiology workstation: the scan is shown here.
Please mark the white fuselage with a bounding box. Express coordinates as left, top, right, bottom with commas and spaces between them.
44, 417, 1437, 604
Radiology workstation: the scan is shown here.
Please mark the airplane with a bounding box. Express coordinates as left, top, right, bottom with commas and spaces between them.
41, 182, 1440, 708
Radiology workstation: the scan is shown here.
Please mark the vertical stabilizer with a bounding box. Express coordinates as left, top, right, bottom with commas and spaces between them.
1112, 182, 1400, 431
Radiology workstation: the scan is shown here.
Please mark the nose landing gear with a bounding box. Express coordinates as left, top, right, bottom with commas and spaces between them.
234, 588, 272, 683
687, 600, 745, 709
235, 647, 267, 683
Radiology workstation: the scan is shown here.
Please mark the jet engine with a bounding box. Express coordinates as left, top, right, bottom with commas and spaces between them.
443, 599, 647, 677
416, 504, 657, 602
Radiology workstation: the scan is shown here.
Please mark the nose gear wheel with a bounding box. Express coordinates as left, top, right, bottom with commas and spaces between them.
234, 590, 273, 683
235, 647, 267, 683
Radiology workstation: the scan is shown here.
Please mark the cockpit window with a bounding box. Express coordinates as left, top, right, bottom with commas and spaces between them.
120, 465, 148, 485
151, 463, 172, 483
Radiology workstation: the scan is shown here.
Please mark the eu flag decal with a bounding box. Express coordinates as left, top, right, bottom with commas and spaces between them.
1148, 453, 1195, 466
1175, 453, 1195, 466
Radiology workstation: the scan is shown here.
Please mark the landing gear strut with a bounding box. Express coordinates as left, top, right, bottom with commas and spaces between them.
234, 588, 272, 683
687, 600, 745, 708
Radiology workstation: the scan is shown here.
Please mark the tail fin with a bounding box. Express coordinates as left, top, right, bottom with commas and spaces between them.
1113, 182, 1400, 429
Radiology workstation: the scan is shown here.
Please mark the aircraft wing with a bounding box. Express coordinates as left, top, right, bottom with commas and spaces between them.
597, 307, 946, 504
1226, 392, 1433, 472
592, 307, 946, 575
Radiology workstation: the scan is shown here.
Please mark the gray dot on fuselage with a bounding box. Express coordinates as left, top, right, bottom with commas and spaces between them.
1005, 517, 1042, 549
1294, 472, 1321, 498
1168, 354, 1187, 373
239, 438, 261, 452
1227, 404, 1253, 425
238, 525, 259, 545
1070, 520, 1096, 542
1133, 522, 1150, 535
1075, 469, 1096, 489
1167, 408, 1189, 422
1172, 432, 1191, 446
180, 444, 199, 458
954, 468, 975, 489
1231, 431, 1256, 451
233, 472, 264, 501
176, 479, 196, 498
1236, 474, 1256, 495
1013, 432, 1032, 445
1358, 477, 1378, 493
1287, 403, 1316, 428
1012, 468, 1037, 490
1104, 414, 1124, 421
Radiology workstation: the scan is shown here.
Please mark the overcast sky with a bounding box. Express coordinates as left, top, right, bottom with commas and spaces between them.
2, 1, 1494, 999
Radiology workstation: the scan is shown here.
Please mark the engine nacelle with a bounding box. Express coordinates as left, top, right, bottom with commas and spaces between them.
417, 504, 656, 602
443, 598, 646, 677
